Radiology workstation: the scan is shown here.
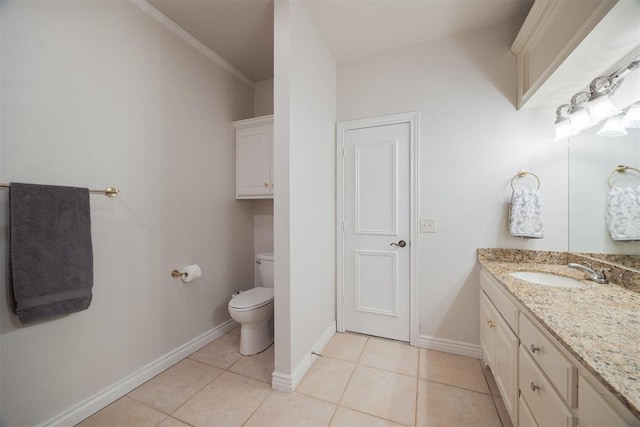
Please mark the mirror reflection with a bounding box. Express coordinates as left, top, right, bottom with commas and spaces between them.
568, 67, 640, 270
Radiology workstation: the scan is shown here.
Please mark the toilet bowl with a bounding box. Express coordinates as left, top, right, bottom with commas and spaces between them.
228, 252, 274, 355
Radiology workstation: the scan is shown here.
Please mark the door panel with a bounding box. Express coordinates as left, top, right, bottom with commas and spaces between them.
344, 122, 410, 342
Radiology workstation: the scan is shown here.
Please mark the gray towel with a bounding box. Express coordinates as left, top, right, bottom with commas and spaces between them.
10, 182, 93, 324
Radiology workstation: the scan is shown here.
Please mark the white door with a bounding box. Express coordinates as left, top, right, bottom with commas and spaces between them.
343, 122, 411, 342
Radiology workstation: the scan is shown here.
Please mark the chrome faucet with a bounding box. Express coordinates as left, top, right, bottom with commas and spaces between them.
568, 263, 609, 284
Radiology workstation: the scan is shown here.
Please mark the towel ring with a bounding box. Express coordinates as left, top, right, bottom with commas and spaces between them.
510, 170, 540, 191
607, 165, 640, 188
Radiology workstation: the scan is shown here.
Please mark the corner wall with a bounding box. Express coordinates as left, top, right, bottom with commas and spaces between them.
0, 1, 254, 425
337, 21, 568, 349
273, 0, 336, 389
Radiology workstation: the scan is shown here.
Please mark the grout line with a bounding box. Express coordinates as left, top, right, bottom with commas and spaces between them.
423, 378, 494, 396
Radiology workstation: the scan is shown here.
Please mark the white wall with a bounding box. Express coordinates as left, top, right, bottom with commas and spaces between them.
254, 79, 275, 116
273, 0, 336, 388
0, 1, 254, 425
337, 21, 568, 347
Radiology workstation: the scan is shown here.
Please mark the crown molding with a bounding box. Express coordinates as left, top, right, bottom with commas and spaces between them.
129, 0, 255, 88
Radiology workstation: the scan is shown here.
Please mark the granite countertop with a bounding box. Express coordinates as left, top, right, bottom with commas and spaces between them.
477, 249, 640, 419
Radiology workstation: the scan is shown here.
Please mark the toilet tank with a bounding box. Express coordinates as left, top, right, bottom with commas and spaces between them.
257, 252, 274, 288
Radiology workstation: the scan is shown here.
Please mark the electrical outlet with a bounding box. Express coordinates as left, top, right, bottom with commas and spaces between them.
420, 218, 437, 233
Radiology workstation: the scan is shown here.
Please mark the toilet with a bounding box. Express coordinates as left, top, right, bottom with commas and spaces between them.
228, 252, 274, 355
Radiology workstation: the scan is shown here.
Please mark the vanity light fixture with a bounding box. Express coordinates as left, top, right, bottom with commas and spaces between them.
554, 55, 640, 139
586, 76, 623, 122
569, 92, 596, 132
622, 102, 640, 128
597, 115, 627, 137
554, 104, 573, 140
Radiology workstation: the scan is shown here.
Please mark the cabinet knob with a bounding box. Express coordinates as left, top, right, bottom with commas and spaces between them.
264, 182, 269, 188
530, 344, 540, 353
487, 320, 495, 328
530, 382, 540, 392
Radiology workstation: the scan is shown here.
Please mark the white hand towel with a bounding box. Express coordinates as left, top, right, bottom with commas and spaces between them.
509, 189, 544, 238
606, 186, 640, 241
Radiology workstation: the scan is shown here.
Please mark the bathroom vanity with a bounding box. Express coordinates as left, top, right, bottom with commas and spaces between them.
478, 249, 640, 426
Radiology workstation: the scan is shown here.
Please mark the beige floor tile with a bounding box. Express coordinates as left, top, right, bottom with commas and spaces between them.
330, 407, 405, 427
321, 332, 368, 362
188, 333, 242, 369
77, 397, 167, 427
128, 359, 222, 413
297, 356, 355, 403
493, 396, 514, 427
419, 349, 489, 394
228, 325, 241, 335
482, 364, 501, 396
157, 417, 191, 427
341, 365, 417, 426
360, 338, 419, 376
229, 344, 274, 383
173, 371, 271, 426
244, 391, 336, 427
416, 380, 501, 427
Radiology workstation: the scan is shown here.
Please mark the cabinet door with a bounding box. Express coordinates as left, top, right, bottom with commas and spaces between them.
236, 125, 273, 198
480, 291, 494, 368
493, 310, 519, 424
578, 375, 628, 427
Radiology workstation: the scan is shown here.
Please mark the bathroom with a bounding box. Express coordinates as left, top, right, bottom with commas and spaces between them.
1, 0, 639, 425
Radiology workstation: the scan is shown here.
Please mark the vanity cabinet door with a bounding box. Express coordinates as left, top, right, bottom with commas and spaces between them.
235, 124, 273, 199
492, 306, 519, 424
577, 375, 628, 427
480, 290, 518, 424
480, 291, 494, 368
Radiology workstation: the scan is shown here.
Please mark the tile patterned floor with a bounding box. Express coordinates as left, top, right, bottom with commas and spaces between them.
78, 329, 512, 427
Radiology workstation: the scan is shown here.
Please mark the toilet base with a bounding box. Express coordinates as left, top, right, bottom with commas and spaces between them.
239, 317, 273, 355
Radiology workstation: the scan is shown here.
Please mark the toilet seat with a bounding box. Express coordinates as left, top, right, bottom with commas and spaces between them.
229, 288, 274, 311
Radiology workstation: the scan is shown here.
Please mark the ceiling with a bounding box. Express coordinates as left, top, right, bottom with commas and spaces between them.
148, 0, 534, 83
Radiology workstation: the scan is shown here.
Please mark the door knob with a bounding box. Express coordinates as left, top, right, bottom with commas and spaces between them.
390, 240, 407, 247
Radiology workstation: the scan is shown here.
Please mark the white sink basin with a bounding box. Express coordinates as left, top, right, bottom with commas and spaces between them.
509, 271, 585, 289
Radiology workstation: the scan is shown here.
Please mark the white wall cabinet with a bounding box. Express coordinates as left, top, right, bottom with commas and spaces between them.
233, 115, 274, 199
480, 269, 640, 426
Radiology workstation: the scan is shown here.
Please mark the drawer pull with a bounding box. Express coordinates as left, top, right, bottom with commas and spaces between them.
487, 320, 496, 328
530, 344, 540, 353
530, 382, 540, 392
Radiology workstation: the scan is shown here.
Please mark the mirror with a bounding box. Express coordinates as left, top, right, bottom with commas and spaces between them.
568, 67, 640, 271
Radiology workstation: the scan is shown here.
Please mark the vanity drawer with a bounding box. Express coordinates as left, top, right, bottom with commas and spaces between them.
480, 270, 517, 331
519, 346, 576, 427
519, 312, 577, 407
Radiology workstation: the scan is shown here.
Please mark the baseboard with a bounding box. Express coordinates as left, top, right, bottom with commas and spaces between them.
44, 319, 238, 427
271, 321, 336, 393
418, 335, 482, 359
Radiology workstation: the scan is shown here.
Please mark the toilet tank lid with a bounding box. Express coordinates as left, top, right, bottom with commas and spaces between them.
257, 252, 273, 261
229, 287, 274, 310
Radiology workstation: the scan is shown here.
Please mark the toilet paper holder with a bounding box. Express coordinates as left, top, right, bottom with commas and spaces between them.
170, 270, 186, 278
